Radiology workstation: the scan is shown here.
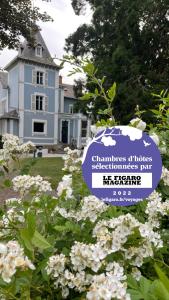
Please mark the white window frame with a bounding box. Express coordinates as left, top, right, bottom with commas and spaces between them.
69, 104, 73, 114
35, 94, 44, 111
36, 71, 44, 85
81, 120, 87, 138
35, 46, 42, 57
32, 119, 47, 135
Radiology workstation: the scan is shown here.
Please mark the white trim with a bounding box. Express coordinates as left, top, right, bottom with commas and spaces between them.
69, 104, 73, 114
60, 88, 64, 113
24, 82, 56, 89
24, 109, 54, 115
35, 66, 45, 72
77, 119, 81, 148
60, 119, 70, 144
35, 46, 42, 57
24, 137, 53, 140
34, 92, 46, 96
54, 88, 59, 144
32, 119, 47, 135
18, 62, 24, 142
73, 120, 75, 138
0, 97, 7, 102
55, 70, 59, 89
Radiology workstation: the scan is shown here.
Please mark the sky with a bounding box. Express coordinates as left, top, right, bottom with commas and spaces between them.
0, 0, 92, 84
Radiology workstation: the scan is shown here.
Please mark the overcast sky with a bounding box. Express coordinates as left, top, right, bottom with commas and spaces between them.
0, 0, 92, 83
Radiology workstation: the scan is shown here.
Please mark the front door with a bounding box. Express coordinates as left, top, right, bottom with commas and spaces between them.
61, 120, 68, 143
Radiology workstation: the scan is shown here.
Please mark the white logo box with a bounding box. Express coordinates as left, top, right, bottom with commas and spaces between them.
92, 173, 152, 188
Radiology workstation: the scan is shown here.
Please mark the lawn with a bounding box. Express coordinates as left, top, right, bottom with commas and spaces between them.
20, 157, 64, 189
0, 156, 90, 201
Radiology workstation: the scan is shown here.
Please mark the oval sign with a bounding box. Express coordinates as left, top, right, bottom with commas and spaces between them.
82, 126, 162, 206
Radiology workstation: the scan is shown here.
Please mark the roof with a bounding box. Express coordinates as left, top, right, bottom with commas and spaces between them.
62, 84, 76, 99
0, 110, 19, 120
5, 30, 60, 70
0, 71, 8, 88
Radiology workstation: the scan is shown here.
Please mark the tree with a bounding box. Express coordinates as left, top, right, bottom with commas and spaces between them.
0, 0, 52, 49
65, 0, 169, 123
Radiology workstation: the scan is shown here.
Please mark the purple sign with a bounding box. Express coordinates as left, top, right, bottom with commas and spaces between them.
82, 126, 162, 206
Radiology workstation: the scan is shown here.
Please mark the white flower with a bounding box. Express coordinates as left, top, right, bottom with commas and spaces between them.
131, 268, 142, 281
0, 244, 7, 254
149, 133, 159, 145
0, 241, 35, 283
12, 175, 52, 196
90, 125, 106, 135
161, 166, 169, 186
53, 195, 108, 222
70, 242, 107, 272
130, 118, 146, 131
86, 272, 130, 300
62, 147, 81, 173
57, 175, 73, 199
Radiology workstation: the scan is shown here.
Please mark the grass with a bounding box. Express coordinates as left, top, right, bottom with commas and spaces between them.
20, 157, 64, 189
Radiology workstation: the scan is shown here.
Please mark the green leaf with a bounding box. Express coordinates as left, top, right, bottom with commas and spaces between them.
95, 88, 99, 95
139, 277, 151, 297
107, 82, 116, 101
3, 179, 12, 187
80, 92, 94, 100
83, 62, 95, 76
20, 228, 33, 252
32, 231, 52, 250
150, 109, 160, 115
65, 221, 81, 233
152, 280, 169, 300
128, 289, 143, 300
26, 212, 36, 237
127, 275, 139, 290
54, 225, 66, 232
154, 264, 169, 292
98, 108, 112, 115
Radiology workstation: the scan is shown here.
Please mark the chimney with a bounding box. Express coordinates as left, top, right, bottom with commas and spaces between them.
59, 75, 62, 85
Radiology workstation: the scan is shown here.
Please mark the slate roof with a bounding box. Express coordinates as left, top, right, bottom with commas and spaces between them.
0, 71, 8, 88
0, 110, 19, 120
62, 84, 76, 99
5, 30, 60, 70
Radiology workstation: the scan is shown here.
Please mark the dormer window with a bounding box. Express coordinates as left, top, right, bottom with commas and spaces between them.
36, 46, 42, 57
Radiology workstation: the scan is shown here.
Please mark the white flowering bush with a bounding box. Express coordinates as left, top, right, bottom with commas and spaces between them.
0, 134, 35, 173
0, 133, 168, 299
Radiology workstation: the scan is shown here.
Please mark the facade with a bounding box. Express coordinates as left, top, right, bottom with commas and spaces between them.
0, 31, 88, 148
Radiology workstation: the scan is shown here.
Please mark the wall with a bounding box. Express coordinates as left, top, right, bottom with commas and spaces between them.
24, 64, 57, 112
23, 111, 55, 144
64, 97, 76, 113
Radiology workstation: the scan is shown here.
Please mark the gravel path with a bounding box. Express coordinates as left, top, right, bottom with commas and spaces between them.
0, 188, 19, 204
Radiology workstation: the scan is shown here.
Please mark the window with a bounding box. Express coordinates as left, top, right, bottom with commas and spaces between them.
31, 94, 48, 112
34, 122, 44, 133
36, 46, 42, 57
36, 95, 43, 111
81, 120, 87, 137
33, 120, 47, 135
69, 104, 73, 114
36, 71, 44, 85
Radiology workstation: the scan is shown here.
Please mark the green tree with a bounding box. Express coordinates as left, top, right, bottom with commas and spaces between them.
0, 0, 52, 49
65, 0, 169, 123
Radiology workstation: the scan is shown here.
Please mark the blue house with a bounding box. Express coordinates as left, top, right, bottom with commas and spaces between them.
0, 31, 88, 148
